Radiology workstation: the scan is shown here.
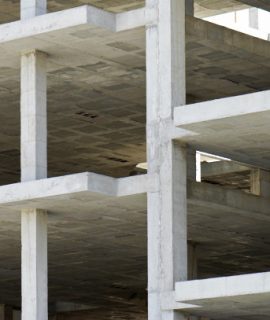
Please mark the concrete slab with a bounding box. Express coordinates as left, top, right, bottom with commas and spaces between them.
0, 14, 270, 184
0, 0, 268, 25
175, 272, 270, 319
1, 178, 270, 316
174, 91, 270, 169
0, 172, 148, 211
0, 5, 146, 68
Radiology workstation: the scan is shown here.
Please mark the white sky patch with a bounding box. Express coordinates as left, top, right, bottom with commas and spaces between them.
204, 8, 270, 40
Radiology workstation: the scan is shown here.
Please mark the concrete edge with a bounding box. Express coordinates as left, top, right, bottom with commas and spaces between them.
117, 174, 148, 196
0, 5, 147, 46
175, 271, 270, 302
0, 172, 148, 206
174, 90, 270, 127
116, 7, 147, 32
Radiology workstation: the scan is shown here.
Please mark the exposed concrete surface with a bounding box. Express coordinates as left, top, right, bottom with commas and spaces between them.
2, 0, 270, 25
0, 179, 269, 317
21, 209, 48, 320
174, 90, 270, 127
21, 50, 47, 182
175, 272, 270, 319
174, 91, 270, 169
0, 1, 269, 319
0, 11, 269, 184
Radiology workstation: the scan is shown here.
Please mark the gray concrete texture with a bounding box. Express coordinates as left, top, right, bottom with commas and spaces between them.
0, 1, 270, 319
175, 272, 270, 319
0, 14, 269, 185
1, 175, 270, 318
0, 0, 270, 24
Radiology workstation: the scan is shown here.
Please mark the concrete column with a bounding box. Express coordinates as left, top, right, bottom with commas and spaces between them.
21, 209, 48, 320
0, 305, 12, 320
185, 0, 194, 16
250, 169, 270, 198
187, 148, 201, 182
249, 7, 259, 29
21, 0, 47, 20
21, 50, 47, 182
188, 243, 197, 280
20, 46, 48, 320
146, 1, 187, 320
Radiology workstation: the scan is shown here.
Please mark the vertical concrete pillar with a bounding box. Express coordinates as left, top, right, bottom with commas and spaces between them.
20, 42, 48, 320
21, 50, 47, 182
21, 209, 48, 320
21, 0, 47, 20
250, 169, 270, 198
146, 0, 187, 319
185, 0, 194, 16
187, 148, 201, 182
188, 243, 197, 280
249, 7, 259, 29
0, 305, 12, 320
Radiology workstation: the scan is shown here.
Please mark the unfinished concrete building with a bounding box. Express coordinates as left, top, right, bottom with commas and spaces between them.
0, 0, 270, 319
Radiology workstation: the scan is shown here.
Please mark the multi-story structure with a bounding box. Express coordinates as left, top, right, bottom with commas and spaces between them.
0, 0, 270, 319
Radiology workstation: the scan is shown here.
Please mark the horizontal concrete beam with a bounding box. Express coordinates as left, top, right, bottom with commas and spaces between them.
174, 90, 270, 127
188, 180, 270, 222
0, 172, 148, 206
176, 272, 270, 302
0, 5, 147, 44
201, 161, 250, 178
0, 174, 269, 219
173, 90, 270, 169
116, 8, 147, 31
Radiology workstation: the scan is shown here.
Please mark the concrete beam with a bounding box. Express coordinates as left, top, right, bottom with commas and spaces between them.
175, 271, 270, 302
174, 90, 270, 128
172, 90, 270, 169
201, 161, 249, 178
0, 5, 147, 44
21, 50, 47, 182
22, 209, 47, 320
0, 174, 270, 221
0, 173, 148, 207
116, 7, 147, 31
188, 180, 270, 222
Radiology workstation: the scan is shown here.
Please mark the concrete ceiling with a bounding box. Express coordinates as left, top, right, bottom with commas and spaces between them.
0, 2, 269, 318
0, 0, 269, 25
0, 15, 270, 185
1, 175, 270, 318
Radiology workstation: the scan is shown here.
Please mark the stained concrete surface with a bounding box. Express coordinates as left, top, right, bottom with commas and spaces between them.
1, 179, 270, 318
0, 1, 269, 318
175, 272, 270, 319
0, 15, 270, 185
1, 0, 270, 24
